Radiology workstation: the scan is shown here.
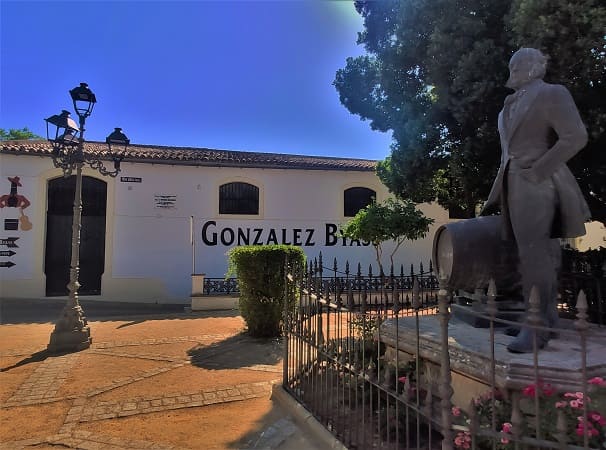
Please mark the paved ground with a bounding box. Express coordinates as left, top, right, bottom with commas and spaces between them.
0, 299, 327, 450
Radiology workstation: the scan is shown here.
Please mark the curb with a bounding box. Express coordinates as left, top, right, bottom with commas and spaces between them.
270, 382, 347, 450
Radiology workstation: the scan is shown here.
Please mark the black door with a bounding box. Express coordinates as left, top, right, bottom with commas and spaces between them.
45, 176, 107, 296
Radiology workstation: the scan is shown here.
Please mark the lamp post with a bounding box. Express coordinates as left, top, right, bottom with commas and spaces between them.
45, 82, 129, 354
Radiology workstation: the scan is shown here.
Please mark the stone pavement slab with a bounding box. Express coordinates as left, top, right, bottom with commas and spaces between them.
0, 308, 327, 449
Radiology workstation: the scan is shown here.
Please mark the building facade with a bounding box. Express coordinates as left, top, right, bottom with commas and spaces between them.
0, 141, 449, 303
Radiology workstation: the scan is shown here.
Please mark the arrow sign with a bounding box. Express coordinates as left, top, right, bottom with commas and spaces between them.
0, 250, 16, 257
0, 237, 19, 248
0, 261, 15, 268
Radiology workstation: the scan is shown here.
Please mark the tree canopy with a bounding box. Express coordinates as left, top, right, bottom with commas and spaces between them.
341, 198, 434, 274
0, 127, 43, 141
335, 0, 605, 223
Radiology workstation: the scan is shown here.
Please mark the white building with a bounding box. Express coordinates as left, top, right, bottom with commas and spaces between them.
0, 140, 449, 303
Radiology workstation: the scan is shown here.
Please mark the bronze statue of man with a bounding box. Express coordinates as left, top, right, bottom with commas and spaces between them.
483, 48, 590, 353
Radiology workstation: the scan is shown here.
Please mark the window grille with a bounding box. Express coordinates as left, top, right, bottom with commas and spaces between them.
219, 182, 259, 215
344, 187, 375, 217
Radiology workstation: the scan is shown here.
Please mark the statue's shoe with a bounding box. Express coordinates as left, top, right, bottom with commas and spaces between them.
504, 326, 558, 339
506, 329, 548, 354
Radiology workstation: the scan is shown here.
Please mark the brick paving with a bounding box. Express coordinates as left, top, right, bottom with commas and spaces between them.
0, 322, 285, 450
5, 353, 81, 406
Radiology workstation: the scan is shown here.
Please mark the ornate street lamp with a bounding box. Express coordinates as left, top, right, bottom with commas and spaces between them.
45, 82, 129, 354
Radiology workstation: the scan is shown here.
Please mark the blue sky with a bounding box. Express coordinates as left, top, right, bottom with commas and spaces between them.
1, 1, 393, 160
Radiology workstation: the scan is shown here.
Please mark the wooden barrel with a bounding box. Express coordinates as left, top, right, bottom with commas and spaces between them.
432, 215, 521, 293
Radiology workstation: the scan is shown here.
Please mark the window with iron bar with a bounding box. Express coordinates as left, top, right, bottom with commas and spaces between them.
219, 182, 259, 215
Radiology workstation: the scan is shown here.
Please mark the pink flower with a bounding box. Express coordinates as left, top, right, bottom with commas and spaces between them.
589, 412, 606, 426
564, 392, 577, 398
522, 385, 536, 398
570, 400, 581, 408
454, 431, 471, 449
588, 377, 606, 386
555, 401, 567, 408
500, 422, 512, 444
576, 424, 599, 437
398, 376, 407, 383
542, 384, 555, 396
575, 392, 584, 399
576, 417, 600, 437
452, 406, 461, 417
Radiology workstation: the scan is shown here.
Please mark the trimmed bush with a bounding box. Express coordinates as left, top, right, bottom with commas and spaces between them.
227, 245, 305, 337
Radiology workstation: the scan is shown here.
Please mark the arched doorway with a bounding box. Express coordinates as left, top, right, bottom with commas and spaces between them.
45, 176, 107, 296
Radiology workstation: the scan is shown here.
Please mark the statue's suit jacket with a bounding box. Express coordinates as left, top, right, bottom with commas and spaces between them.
485, 79, 590, 238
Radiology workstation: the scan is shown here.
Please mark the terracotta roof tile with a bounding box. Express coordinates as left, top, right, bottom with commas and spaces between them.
1, 140, 377, 171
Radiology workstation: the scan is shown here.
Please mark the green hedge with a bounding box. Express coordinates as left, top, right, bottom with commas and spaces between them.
227, 245, 305, 337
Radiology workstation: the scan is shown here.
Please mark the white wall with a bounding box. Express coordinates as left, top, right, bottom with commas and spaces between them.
0, 153, 449, 303
574, 221, 606, 252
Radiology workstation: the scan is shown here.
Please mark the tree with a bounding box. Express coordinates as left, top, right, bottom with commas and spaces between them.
0, 127, 43, 141
341, 198, 434, 274
335, 0, 605, 223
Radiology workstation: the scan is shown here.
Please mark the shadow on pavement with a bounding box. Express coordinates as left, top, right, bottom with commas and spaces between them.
1, 349, 50, 372
0, 298, 238, 324
188, 332, 282, 370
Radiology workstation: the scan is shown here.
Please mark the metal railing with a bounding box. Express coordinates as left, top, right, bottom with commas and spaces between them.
282, 257, 606, 449
203, 277, 239, 295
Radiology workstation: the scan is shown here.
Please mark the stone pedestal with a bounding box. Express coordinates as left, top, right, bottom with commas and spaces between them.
190, 273, 239, 311
47, 305, 92, 354
48, 327, 91, 353
452, 296, 525, 328
379, 315, 606, 408
191, 273, 205, 296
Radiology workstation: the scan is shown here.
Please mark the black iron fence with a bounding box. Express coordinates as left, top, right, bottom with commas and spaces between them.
202, 277, 239, 295
282, 257, 606, 449
204, 247, 606, 324
560, 247, 606, 325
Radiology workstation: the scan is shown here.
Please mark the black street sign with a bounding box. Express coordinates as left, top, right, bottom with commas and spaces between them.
4, 219, 18, 231
0, 237, 19, 248
120, 176, 142, 183
0, 250, 16, 257
0, 261, 15, 268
